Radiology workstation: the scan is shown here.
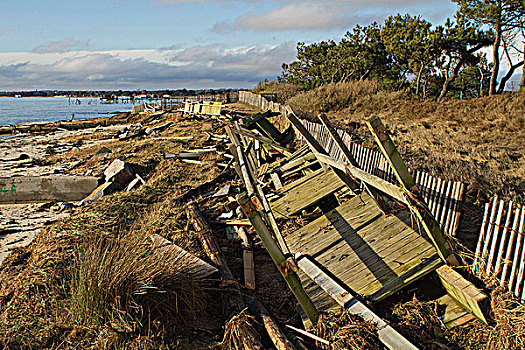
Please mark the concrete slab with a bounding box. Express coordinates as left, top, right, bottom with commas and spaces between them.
0, 176, 99, 204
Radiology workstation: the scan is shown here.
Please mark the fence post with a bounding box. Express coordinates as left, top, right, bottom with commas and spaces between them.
366, 115, 459, 266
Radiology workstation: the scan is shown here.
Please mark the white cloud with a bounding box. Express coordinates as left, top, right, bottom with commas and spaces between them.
214, 3, 353, 32
0, 43, 296, 90
32, 38, 91, 53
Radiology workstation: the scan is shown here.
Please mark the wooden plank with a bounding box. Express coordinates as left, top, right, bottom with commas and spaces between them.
271, 172, 283, 190
314, 152, 408, 205
151, 234, 218, 279
500, 205, 522, 285
297, 256, 418, 350
436, 265, 488, 324
437, 294, 476, 329
487, 199, 506, 275
270, 169, 345, 218
473, 203, 490, 273
366, 116, 458, 266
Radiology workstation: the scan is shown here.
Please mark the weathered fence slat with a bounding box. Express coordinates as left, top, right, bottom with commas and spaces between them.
474, 199, 525, 302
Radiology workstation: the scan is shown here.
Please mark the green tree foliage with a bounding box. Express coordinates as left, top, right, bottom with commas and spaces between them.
279, 12, 498, 100
435, 15, 494, 100
452, 0, 525, 94
381, 14, 439, 97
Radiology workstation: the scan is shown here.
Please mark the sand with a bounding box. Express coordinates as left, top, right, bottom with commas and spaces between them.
0, 123, 129, 266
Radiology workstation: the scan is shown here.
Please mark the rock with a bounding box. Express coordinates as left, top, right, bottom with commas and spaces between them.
95, 146, 112, 155
104, 159, 134, 186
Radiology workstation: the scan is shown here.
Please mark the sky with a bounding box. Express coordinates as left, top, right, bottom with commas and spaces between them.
0, 0, 461, 91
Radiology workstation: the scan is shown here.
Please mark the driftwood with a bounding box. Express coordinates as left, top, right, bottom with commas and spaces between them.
247, 296, 297, 350
185, 201, 265, 350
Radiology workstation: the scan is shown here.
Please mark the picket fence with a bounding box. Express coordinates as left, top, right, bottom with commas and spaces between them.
239, 90, 466, 236
473, 197, 525, 300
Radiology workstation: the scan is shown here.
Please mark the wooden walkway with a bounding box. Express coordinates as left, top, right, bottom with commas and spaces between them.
269, 169, 346, 218
284, 191, 442, 302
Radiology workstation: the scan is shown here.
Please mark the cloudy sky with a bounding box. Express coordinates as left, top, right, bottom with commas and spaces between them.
0, 0, 458, 91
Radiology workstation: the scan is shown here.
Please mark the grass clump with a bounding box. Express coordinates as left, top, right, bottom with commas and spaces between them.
287, 80, 385, 113
71, 232, 206, 334
252, 80, 304, 104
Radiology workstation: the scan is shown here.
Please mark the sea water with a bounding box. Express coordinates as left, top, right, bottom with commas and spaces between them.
0, 97, 136, 126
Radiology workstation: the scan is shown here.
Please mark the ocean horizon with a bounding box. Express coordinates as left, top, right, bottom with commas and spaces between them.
0, 97, 135, 126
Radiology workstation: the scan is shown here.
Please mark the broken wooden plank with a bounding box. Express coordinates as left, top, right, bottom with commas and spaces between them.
437, 294, 476, 329
151, 234, 218, 278
236, 226, 256, 290
296, 255, 418, 350
436, 265, 488, 324
366, 116, 458, 266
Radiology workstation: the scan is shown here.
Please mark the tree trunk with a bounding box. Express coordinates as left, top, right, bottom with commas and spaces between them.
518, 65, 525, 91
479, 67, 485, 97
415, 64, 424, 96
518, 47, 525, 91
490, 24, 502, 95
497, 60, 524, 93
438, 62, 462, 102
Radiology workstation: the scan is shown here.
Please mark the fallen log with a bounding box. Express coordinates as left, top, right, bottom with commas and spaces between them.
246, 296, 297, 350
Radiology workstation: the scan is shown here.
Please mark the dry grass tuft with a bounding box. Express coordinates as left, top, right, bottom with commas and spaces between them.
71, 232, 206, 333
252, 81, 304, 104
315, 310, 384, 350
219, 309, 263, 350
390, 295, 451, 349
287, 80, 386, 113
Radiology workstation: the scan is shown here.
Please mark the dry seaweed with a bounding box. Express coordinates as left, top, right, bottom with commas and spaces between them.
314, 310, 385, 350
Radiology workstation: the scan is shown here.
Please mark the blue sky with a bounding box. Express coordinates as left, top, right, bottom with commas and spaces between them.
0, 0, 460, 90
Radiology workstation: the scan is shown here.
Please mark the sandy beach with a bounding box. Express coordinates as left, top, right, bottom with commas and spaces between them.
0, 122, 129, 266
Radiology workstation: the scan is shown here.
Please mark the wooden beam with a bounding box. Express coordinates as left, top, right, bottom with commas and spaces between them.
286, 112, 357, 192
366, 116, 458, 266
313, 152, 407, 205
317, 113, 388, 211
296, 255, 418, 350
237, 193, 319, 324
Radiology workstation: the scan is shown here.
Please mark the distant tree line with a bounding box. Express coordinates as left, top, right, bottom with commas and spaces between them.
0, 88, 238, 99
279, 1, 525, 100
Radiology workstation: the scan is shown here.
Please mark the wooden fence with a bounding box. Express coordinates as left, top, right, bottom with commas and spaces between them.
238, 90, 466, 236
473, 197, 525, 300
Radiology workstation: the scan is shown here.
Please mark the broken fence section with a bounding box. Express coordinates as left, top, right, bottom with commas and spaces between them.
473, 197, 525, 301
238, 90, 466, 236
